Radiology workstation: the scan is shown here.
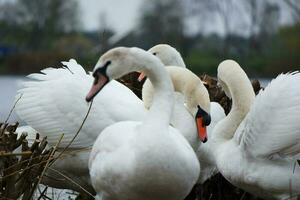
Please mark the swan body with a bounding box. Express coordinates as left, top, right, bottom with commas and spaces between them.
212, 60, 300, 199
87, 47, 200, 200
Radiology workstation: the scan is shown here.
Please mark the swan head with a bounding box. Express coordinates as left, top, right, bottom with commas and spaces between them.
86, 47, 159, 102
185, 75, 211, 143
217, 60, 243, 98
148, 44, 186, 68
85, 47, 129, 101
138, 44, 186, 81
217, 60, 255, 111
142, 66, 211, 142
217, 60, 252, 98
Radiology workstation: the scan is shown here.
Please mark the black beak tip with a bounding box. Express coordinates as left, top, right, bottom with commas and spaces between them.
202, 137, 208, 143
85, 96, 92, 102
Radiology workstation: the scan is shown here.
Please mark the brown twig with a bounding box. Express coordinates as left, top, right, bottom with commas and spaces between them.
4, 93, 23, 124
37, 187, 49, 200
0, 151, 32, 157
3, 146, 91, 177
47, 167, 95, 199
26, 134, 64, 200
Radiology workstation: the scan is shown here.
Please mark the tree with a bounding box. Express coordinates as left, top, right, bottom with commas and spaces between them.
0, 0, 79, 49
97, 12, 115, 54
137, 0, 186, 52
284, 0, 300, 22
17, 0, 79, 33
186, 0, 247, 55
243, 0, 280, 52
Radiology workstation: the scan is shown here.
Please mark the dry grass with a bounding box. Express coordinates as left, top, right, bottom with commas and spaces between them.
0, 122, 56, 199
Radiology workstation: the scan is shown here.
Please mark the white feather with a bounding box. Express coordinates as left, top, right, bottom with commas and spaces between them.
16, 59, 146, 148
236, 72, 300, 158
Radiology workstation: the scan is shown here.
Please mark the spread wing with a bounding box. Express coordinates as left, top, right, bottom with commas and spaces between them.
235, 72, 300, 158
16, 59, 146, 148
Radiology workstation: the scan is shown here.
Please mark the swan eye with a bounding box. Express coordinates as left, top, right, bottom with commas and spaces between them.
203, 114, 211, 126
93, 60, 111, 78
152, 52, 157, 56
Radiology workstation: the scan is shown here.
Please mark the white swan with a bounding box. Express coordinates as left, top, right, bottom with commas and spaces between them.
212, 60, 300, 199
15, 59, 146, 193
87, 47, 200, 200
142, 66, 211, 149
146, 44, 225, 183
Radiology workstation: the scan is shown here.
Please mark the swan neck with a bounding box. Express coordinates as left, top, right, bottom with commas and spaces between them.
216, 73, 255, 141
137, 54, 174, 127
167, 67, 210, 114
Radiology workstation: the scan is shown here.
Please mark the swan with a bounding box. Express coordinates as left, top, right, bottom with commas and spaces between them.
15, 59, 146, 194
146, 44, 226, 183
86, 46, 201, 200
212, 60, 300, 199
142, 66, 211, 149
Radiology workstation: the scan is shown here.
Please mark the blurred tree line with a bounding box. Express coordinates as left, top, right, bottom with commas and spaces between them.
0, 0, 299, 77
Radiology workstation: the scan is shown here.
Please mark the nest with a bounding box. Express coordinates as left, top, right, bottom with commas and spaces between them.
0, 122, 56, 200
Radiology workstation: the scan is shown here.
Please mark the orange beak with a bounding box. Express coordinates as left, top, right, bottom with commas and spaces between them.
196, 117, 208, 143
137, 72, 146, 82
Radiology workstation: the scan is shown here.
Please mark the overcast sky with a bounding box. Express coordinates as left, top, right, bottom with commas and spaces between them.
78, 0, 144, 35
0, 0, 295, 36
78, 0, 294, 38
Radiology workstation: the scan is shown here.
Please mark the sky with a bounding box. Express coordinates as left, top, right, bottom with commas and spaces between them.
78, 0, 144, 36
78, 0, 295, 38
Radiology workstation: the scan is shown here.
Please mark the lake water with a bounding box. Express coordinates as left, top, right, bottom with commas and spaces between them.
0, 76, 27, 123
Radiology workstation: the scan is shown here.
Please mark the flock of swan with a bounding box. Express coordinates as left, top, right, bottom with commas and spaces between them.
14, 44, 300, 200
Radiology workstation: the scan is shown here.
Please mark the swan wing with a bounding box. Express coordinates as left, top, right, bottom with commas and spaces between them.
236, 72, 300, 158
16, 59, 145, 148
15, 59, 95, 147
